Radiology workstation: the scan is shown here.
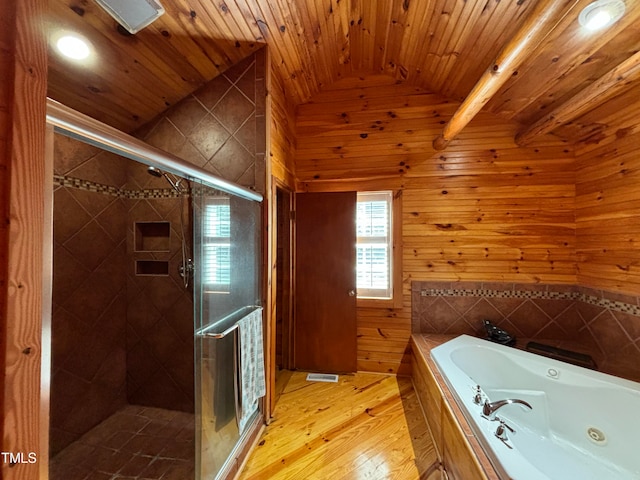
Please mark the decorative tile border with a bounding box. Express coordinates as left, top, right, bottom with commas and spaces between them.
53, 175, 231, 200
54, 174, 184, 199
420, 288, 576, 300
419, 287, 640, 317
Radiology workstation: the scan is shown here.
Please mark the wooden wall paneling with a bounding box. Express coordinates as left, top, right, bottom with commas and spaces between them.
2, 0, 48, 478
411, 341, 443, 459
0, 4, 12, 470
576, 120, 640, 295
357, 306, 412, 375
265, 46, 276, 422
295, 76, 577, 373
268, 66, 297, 189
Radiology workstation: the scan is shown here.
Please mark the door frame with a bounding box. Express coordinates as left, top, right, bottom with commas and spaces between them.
267, 178, 295, 418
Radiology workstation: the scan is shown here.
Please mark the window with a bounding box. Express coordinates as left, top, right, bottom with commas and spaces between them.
356, 191, 393, 299
203, 199, 231, 291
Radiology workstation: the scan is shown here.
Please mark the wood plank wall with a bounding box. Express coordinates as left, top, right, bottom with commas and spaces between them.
0, 2, 13, 460
294, 75, 576, 374
576, 93, 640, 295
268, 65, 297, 188
1, 0, 49, 478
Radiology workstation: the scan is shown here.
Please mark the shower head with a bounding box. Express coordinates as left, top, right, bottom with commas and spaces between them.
147, 166, 164, 177
146, 166, 185, 193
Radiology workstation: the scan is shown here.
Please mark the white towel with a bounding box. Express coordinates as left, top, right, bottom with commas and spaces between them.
237, 307, 266, 434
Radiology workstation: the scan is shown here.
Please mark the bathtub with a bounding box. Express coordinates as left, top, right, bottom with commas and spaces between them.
430, 335, 640, 480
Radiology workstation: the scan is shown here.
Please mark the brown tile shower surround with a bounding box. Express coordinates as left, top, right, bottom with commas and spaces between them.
51, 49, 266, 458
126, 47, 265, 410
412, 281, 640, 382
135, 48, 267, 196
52, 138, 129, 456
52, 134, 197, 454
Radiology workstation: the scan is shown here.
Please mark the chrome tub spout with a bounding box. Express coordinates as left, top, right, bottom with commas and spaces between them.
483, 398, 532, 419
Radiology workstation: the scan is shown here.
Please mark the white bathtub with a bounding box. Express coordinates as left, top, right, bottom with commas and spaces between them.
430, 335, 640, 480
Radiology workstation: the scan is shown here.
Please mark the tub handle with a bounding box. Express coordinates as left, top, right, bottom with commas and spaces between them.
495, 419, 509, 440
495, 419, 514, 449
473, 385, 484, 405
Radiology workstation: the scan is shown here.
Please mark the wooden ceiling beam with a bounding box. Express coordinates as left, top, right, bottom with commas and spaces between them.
515, 50, 640, 146
432, 0, 579, 151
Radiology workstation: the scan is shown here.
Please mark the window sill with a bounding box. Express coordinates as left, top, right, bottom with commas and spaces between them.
357, 296, 402, 309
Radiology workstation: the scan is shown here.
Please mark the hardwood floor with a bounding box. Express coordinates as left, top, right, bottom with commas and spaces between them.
238, 372, 441, 480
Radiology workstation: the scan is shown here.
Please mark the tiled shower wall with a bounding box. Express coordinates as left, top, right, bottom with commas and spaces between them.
124, 168, 196, 413
127, 48, 266, 408
412, 281, 640, 382
135, 48, 267, 195
52, 136, 129, 456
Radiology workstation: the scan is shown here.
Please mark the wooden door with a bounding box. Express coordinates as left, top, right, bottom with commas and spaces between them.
294, 192, 357, 373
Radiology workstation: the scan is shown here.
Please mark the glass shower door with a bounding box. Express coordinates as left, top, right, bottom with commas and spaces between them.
192, 182, 261, 479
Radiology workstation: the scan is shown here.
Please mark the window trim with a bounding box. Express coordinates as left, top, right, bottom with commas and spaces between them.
356, 190, 403, 309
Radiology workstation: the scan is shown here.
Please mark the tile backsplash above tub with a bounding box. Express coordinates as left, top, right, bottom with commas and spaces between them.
411, 281, 640, 382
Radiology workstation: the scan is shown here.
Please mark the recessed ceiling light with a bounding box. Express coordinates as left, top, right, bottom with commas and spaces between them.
579, 0, 625, 31
54, 34, 91, 60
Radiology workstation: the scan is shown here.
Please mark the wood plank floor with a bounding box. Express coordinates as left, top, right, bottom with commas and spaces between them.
238, 372, 441, 480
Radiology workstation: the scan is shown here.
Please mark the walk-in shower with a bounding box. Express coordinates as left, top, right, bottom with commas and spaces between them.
46, 99, 264, 480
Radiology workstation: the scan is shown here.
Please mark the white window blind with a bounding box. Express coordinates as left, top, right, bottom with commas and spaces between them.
203, 200, 231, 290
356, 191, 393, 299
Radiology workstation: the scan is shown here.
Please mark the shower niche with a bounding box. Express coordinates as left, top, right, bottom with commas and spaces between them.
134, 221, 171, 276
134, 221, 171, 252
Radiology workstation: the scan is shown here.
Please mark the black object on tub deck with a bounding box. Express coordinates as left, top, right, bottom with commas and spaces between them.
483, 319, 516, 347
526, 341, 598, 370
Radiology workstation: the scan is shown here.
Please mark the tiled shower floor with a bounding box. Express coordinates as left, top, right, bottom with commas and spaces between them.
50, 405, 195, 480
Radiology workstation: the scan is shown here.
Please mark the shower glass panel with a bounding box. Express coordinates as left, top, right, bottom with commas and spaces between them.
193, 181, 261, 479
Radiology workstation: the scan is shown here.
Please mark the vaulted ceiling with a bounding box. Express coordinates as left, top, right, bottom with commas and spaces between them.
47, 0, 640, 145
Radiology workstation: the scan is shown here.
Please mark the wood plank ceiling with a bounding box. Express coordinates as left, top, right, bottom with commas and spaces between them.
46, 0, 640, 145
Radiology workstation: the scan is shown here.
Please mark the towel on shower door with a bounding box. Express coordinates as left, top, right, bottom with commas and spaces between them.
237, 307, 266, 434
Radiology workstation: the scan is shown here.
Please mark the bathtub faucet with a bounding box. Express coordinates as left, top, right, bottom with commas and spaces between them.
483, 398, 532, 420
